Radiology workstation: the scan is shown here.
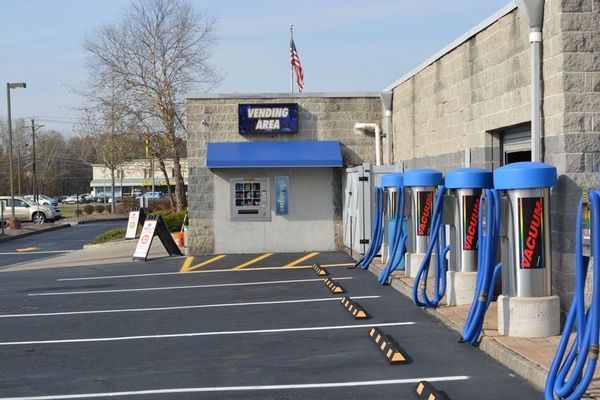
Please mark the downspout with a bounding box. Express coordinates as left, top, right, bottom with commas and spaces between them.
353, 122, 382, 166
380, 91, 393, 165
530, 29, 542, 162
515, 0, 544, 162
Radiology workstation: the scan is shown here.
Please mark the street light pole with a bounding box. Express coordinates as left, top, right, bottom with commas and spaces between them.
6, 82, 26, 220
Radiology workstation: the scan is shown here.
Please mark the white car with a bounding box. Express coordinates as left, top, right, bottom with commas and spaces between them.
25, 194, 58, 207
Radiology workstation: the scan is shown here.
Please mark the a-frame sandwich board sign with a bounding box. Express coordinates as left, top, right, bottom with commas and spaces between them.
133, 214, 183, 261
125, 207, 146, 239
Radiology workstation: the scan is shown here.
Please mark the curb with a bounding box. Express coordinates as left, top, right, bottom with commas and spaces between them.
70, 217, 128, 225
0, 223, 72, 243
82, 240, 133, 250
365, 261, 550, 394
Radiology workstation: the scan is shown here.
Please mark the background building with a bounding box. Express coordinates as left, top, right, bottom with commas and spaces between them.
90, 158, 188, 197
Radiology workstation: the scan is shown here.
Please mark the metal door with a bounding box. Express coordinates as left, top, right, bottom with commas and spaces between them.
343, 163, 402, 255
343, 165, 366, 254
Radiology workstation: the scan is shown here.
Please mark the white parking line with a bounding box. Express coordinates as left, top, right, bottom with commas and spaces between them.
0, 376, 469, 399
28, 277, 354, 297
0, 295, 381, 318
0, 321, 415, 346
0, 250, 75, 255
56, 263, 355, 281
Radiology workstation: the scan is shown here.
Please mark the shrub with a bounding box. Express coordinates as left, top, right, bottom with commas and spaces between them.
147, 198, 171, 212
153, 210, 187, 232
90, 227, 127, 244
120, 197, 138, 213
94, 205, 105, 214
75, 209, 83, 217
83, 205, 94, 215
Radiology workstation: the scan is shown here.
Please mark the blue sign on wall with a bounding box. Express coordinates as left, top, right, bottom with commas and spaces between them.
239, 103, 298, 134
275, 176, 289, 215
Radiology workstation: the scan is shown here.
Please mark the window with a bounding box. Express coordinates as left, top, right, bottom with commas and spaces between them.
143, 169, 150, 179
501, 125, 531, 165
7, 199, 26, 207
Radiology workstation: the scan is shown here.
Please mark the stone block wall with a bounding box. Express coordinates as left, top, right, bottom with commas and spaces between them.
548, 0, 600, 304
392, 6, 532, 173
186, 94, 382, 254
388, 0, 599, 308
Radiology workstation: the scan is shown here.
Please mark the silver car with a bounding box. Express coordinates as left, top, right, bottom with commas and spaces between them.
24, 195, 62, 219
0, 196, 58, 224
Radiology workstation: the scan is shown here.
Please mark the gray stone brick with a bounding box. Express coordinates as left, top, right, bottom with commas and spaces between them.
561, 0, 593, 12
564, 132, 600, 153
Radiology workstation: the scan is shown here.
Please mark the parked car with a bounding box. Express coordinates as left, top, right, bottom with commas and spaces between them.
24, 194, 58, 207
24, 195, 62, 219
62, 194, 87, 204
0, 196, 59, 224
107, 196, 122, 204
94, 195, 109, 203
136, 192, 163, 200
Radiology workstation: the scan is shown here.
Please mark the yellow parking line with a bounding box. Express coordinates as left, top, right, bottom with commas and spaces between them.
179, 256, 195, 272
187, 255, 227, 272
179, 263, 354, 275
283, 252, 319, 268
233, 253, 273, 270
16, 247, 39, 252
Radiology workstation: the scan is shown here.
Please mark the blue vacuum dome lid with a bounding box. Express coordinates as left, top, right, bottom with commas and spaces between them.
404, 169, 442, 187
494, 162, 557, 190
445, 168, 493, 189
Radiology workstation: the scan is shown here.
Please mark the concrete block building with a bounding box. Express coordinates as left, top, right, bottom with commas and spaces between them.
185, 94, 381, 253
186, 0, 599, 305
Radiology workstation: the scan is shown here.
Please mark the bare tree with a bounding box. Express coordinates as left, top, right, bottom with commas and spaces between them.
78, 108, 137, 213
83, 0, 222, 211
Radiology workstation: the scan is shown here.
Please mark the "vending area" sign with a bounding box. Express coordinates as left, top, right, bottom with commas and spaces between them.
238, 103, 298, 134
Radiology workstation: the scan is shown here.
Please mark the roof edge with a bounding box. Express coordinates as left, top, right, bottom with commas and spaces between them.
383, 2, 517, 92
185, 92, 382, 100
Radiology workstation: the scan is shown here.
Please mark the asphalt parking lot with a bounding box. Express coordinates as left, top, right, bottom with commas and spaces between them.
0, 252, 541, 399
0, 220, 125, 267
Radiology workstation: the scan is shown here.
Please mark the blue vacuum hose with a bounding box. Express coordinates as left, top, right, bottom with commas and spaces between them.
460, 189, 502, 345
545, 190, 600, 400
378, 188, 407, 284
412, 186, 450, 308
353, 187, 385, 270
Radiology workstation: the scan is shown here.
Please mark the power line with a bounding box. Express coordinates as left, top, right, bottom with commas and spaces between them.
34, 115, 80, 121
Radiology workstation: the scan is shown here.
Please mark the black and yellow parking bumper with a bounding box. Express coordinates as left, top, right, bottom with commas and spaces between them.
340, 296, 369, 319
323, 278, 346, 294
312, 263, 329, 276
368, 327, 407, 364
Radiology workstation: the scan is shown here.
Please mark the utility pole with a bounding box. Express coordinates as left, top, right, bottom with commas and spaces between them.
16, 144, 21, 195
31, 119, 38, 201
110, 77, 116, 214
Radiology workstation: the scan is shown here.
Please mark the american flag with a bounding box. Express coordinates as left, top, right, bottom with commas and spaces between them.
290, 38, 304, 92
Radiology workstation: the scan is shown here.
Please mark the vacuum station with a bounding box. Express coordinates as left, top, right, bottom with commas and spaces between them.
358, 161, 599, 398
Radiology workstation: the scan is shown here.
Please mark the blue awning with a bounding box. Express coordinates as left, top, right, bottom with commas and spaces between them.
206, 140, 343, 168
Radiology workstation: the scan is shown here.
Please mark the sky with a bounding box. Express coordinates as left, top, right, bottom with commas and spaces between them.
0, 0, 512, 134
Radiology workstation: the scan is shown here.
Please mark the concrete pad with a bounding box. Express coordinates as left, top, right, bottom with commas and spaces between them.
405, 253, 431, 278
446, 271, 477, 306
497, 295, 560, 338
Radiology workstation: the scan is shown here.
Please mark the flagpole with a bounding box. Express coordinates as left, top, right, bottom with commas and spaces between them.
290, 24, 294, 94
